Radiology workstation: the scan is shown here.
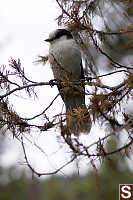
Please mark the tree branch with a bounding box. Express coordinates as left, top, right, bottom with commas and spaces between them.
21, 136, 77, 177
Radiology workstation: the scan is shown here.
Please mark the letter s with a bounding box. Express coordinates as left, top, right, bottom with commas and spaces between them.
121, 185, 131, 199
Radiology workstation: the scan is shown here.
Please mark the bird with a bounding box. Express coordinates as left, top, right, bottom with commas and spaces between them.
45, 29, 91, 136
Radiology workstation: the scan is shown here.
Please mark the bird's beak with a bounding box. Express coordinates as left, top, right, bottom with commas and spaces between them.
45, 38, 51, 42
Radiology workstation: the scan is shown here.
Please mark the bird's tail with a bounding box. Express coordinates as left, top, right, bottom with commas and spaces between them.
66, 106, 92, 136
62, 84, 92, 136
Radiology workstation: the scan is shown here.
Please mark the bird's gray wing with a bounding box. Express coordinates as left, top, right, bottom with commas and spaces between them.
57, 59, 85, 102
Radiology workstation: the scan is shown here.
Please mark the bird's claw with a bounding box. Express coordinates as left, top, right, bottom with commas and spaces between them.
49, 79, 57, 87
85, 77, 92, 82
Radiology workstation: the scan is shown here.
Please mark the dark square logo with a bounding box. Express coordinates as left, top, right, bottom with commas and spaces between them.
119, 184, 133, 200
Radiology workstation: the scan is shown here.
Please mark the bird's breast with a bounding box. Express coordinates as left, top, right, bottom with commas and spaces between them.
49, 40, 82, 81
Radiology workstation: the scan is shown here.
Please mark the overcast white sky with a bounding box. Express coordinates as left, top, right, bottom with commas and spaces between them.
0, 0, 101, 176
0, 0, 64, 173
0, 0, 132, 177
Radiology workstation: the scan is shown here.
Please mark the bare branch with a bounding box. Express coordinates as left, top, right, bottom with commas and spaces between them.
0, 81, 54, 99
88, 30, 133, 70
20, 94, 59, 121
21, 136, 76, 177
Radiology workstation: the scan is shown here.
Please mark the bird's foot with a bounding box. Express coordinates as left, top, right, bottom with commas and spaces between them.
49, 79, 57, 87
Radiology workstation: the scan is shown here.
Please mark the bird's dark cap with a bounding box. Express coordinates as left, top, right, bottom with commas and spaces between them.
44, 29, 73, 42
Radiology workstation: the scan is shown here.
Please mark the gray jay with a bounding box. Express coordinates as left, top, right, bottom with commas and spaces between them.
45, 29, 91, 135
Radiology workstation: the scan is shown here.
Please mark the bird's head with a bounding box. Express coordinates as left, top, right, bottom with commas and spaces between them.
45, 29, 73, 44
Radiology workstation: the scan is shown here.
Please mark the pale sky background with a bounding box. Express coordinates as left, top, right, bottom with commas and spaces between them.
0, 0, 132, 177
0, 0, 99, 176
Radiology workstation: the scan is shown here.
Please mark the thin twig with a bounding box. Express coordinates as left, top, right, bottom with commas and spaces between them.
20, 94, 59, 121
0, 81, 55, 99
21, 136, 77, 177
